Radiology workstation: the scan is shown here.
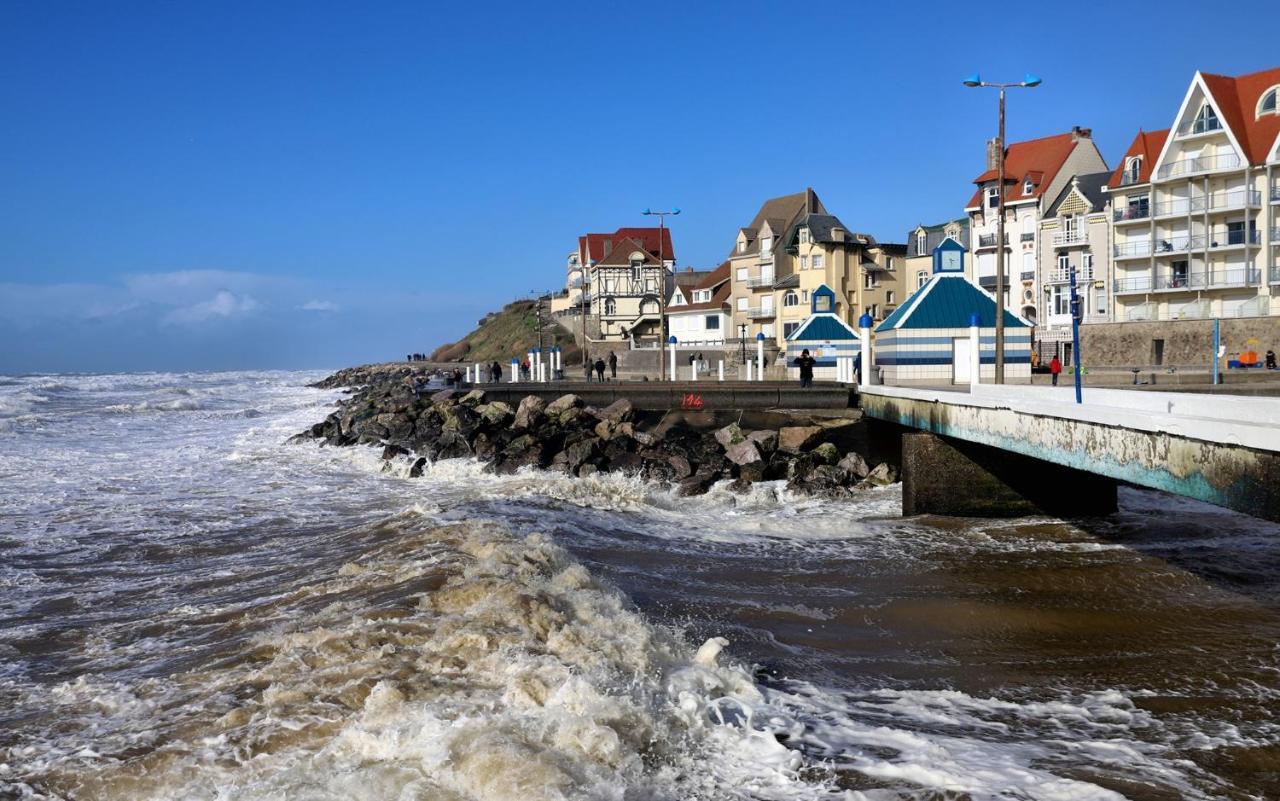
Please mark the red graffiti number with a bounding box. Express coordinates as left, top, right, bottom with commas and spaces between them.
681, 393, 705, 410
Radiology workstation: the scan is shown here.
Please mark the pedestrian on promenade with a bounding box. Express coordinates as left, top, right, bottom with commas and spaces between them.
491, 362, 502, 383
793, 349, 816, 388
854, 352, 862, 384
594, 358, 606, 382
1267, 349, 1277, 370
521, 360, 530, 380
1050, 355, 1062, 386
608, 351, 618, 379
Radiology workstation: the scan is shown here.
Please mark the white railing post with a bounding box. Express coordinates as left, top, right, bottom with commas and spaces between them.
969, 313, 981, 390
859, 313, 873, 389
668, 336, 678, 382
756, 334, 765, 382
510, 358, 518, 383
718, 360, 724, 381
746, 360, 753, 381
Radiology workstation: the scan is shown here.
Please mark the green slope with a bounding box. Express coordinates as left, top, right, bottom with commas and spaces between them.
431, 300, 581, 365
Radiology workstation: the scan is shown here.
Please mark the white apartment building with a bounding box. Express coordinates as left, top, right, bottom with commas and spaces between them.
1107, 67, 1280, 322
964, 127, 1109, 316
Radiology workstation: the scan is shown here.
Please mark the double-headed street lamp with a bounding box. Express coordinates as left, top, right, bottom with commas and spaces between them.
642, 207, 680, 380
963, 72, 1041, 384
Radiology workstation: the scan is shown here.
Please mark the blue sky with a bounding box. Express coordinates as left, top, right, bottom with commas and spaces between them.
2, 0, 1275, 373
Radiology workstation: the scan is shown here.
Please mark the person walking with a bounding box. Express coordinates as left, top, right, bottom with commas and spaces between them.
521, 359, 530, 381
584, 358, 593, 382
793, 349, 816, 388
594, 358, 606, 382
608, 351, 618, 379
1049, 355, 1062, 386
491, 361, 502, 383
853, 352, 862, 385
1267, 349, 1277, 370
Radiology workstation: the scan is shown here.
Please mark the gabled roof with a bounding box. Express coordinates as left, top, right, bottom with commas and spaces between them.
1046, 171, 1111, 216
669, 280, 731, 314
1106, 129, 1170, 189
907, 218, 970, 257
597, 237, 661, 267
579, 227, 675, 267
782, 212, 871, 251
730, 188, 827, 257
694, 261, 731, 290
1199, 66, 1280, 165
787, 313, 860, 342
965, 131, 1088, 209
877, 274, 1031, 332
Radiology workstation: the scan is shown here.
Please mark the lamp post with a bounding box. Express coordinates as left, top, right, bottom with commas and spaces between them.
581, 258, 597, 369
963, 72, 1041, 384
642, 207, 680, 380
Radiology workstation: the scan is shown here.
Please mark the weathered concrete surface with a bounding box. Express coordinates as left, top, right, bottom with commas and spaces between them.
1079, 317, 1280, 369
472, 382, 853, 411
861, 385, 1280, 522
902, 432, 1117, 518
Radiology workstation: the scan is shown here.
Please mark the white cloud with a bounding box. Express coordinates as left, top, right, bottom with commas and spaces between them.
299, 299, 339, 312
161, 290, 260, 326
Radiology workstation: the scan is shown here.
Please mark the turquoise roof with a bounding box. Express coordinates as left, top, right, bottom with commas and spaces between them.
787, 313, 860, 341
877, 274, 1030, 332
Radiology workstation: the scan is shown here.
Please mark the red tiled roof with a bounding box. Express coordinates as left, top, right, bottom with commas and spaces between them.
578, 227, 676, 267
965, 131, 1082, 209
1201, 66, 1280, 165
1106, 128, 1170, 189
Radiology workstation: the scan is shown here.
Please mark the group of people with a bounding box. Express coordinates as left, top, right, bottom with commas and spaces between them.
406, 353, 429, 362
583, 351, 618, 382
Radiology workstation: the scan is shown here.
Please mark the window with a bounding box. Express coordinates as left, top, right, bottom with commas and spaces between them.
784, 322, 799, 338
917, 271, 928, 289
812, 253, 824, 270
738, 241, 746, 254
1057, 254, 1069, 273
1126, 157, 1142, 184
799, 228, 810, 244
736, 267, 748, 282
986, 187, 1000, 208
1024, 177, 1034, 195
705, 315, 720, 330
1082, 253, 1093, 275
863, 273, 877, 289
1191, 103, 1220, 134
1023, 252, 1034, 276
886, 291, 895, 304
800, 255, 809, 270
761, 324, 774, 338
737, 297, 748, 312
1052, 286, 1068, 316
814, 293, 832, 313
916, 231, 926, 254
801, 290, 809, 302
884, 257, 892, 271
783, 290, 799, 307
1260, 87, 1279, 117
1093, 286, 1107, 316
604, 297, 617, 315
866, 304, 878, 320
761, 236, 773, 256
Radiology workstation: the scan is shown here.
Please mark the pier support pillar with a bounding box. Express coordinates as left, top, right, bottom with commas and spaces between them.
901, 432, 1117, 518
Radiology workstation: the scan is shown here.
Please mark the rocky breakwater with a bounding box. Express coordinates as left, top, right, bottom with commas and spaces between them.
299, 375, 897, 497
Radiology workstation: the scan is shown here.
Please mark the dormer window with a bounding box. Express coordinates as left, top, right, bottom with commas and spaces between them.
916, 231, 926, 254
1191, 103, 1221, 134
1126, 157, 1142, 184
1259, 87, 1279, 117
761, 236, 773, 256
986, 187, 1000, 209
738, 240, 746, 254
1023, 177, 1034, 195
798, 228, 810, 244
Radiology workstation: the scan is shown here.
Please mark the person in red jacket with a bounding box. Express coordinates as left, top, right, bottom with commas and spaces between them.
1049, 355, 1062, 386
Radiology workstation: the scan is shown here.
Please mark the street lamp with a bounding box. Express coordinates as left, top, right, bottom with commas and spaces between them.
642, 207, 680, 380
582, 258, 597, 370
964, 72, 1041, 384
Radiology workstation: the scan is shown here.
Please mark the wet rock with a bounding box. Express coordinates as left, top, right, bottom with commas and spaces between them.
609, 451, 644, 474
381, 443, 409, 461
545, 393, 582, 417
408, 457, 428, 478
677, 469, 719, 497
594, 420, 617, 441
726, 478, 753, 494
837, 452, 871, 480
598, 399, 634, 424
863, 462, 899, 487
476, 401, 513, 427
714, 423, 745, 449
459, 389, 486, 407
563, 438, 597, 471
667, 454, 693, 479
747, 429, 778, 455
812, 442, 840, 466
629, 428, 660, 448
512, 396, 546, 430
725, 439, 763, 467
578, 463, 599, 477
778, 425, 823, 454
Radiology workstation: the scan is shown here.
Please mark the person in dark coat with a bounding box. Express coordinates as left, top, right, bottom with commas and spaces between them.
594, 358, 606, 382
1267, 349, 1277, 370
608, 351, 618, 379
584, 358, 593, 382
793, 349, 816, 388
491, 362, 502, 382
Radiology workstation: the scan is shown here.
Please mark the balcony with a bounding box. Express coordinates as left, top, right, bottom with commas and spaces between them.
1273, 186, 1280, 203
1272, 227, 1280, 244
1273, 266, 1280, 284
1114, 275, 1153, 293
744, 276, 775, 289
1048, 264, 1095, 283
1152, 268, 1260, 291
1156, 190, 1262, 217
1177, 116, 1224, 137
746, 306, 776, 319
1155, 152, 1242, 181
1020, 271, 1035, 281
1119, 171, 1145, 187
1207, 229, 1260, 249
1052, 229, 1089, 247
1151, 235, 1205, 256
1114, 240, 1153, 259
1114, 204, 1151, 223
977, 233, 1008, 248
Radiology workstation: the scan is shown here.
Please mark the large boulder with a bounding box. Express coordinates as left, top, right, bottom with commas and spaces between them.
678, 469, 719, 497
812, 442, 840, 466
594, 420, 617, 441
778, 425, 823, 454
837, 452, 871, 480
725, 439, 763, 467
545, 393, 582, 417
714, 423, 745, 449
863, 462, 899, 487
512, 396, 546, 430
598, 399, 634, 424
476, 401, 513, 427
563, 438, 597, 471
459, 389, 486, 407
431, 389, 458, 405
746, 429, 778, 455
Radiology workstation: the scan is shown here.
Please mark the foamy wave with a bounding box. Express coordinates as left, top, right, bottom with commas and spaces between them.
100, 399, 204, 414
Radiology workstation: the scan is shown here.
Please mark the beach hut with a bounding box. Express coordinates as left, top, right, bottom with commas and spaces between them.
874, 272, 1032, 385
783, 285, 861, 382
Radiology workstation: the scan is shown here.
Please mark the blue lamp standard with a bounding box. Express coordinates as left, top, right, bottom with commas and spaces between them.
642, 207, 680, 380
963, 72, 1041, 384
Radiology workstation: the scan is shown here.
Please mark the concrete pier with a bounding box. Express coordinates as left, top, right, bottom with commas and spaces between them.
901, 432, 1117, 518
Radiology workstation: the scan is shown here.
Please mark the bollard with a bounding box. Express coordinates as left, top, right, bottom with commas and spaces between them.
510, 358, 518, 384
756, 334, 765, 382
718, 360, 724, 382
859, 313, 873, 389
968, 313, 981, 390
690, 363, 697, 381
746, 360, 753, 382
475, 362, 483, 383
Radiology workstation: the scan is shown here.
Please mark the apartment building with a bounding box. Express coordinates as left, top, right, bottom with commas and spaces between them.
1034, 172, 1113, 359
1107, 67, 1280, 322
906, 219, 970, 294
726, 189, 826, 342
667, 262, 730, 345
574, 227, 676, 342
965, 127, 1109, 313
550, 249, 585, 316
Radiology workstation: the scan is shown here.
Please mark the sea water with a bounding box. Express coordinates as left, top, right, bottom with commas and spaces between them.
2, 371, 1278, 800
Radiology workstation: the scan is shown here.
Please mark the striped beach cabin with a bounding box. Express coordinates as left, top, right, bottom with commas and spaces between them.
874, 273, 1032, 385
784, 285, 862, 382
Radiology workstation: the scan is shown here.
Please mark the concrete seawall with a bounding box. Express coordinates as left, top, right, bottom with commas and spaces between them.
464, 381, 854, 411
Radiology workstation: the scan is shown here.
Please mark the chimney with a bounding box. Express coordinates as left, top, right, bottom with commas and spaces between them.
986, 138, 1002, 171
603, 240, 613, 258
805, 187, 816, 213
830, 227, 845, 242
1072, 126, 1092, 141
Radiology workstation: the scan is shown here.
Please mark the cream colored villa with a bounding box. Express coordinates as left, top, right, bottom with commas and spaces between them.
1107, 66, 1280, 322
1034, 172, 1113, 360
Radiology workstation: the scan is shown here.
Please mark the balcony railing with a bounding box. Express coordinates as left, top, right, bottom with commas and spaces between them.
1114, 275, 1154, 293
1020, 232, 1035, 242
1208, 229, 1260, 248
1048, 264, 1095, 283
1272, 266, 1280, 283
746, 306, 776, 319
1272, 186, 1280, 202
1155, 190, 1262, 216
977, 233, 1008, 248
744, 276, 775, 288
1119, 171, 1144, 186
1020, 271, 1035, 281
1151, 235, 1205, 255
1177, 116, 1223, 136
1114, 204, 1151, 222
1052, 229, 1089, 246
1155, 152, 1242, 180
1272, 227, 1280, 244
1153, 268, 1260, 290
1114, 240, 1153, 258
